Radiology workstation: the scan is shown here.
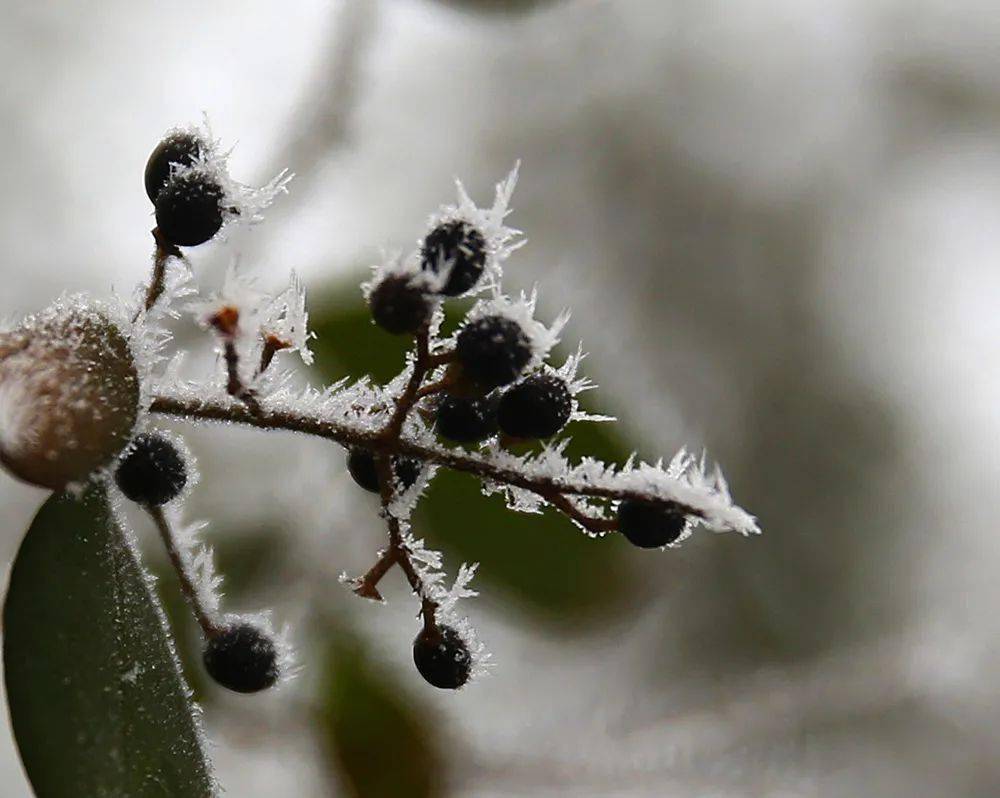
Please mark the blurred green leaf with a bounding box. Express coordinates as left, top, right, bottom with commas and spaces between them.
312, 279, 637, 624
3, 486, 214, 797
320, 629, 443, 798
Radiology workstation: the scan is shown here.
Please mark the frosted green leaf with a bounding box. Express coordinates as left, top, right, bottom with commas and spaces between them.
3, 485, 214, 798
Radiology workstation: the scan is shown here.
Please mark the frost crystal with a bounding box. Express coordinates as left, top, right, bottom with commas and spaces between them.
419, 164, 525, 296
256, 271, 315, 366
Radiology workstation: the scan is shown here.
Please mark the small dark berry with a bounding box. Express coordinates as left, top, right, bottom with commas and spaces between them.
420, 220, 488, 296
347, 448, 422, 494
203, 623, 280, 694
370, 275, 432, 335
115, 434, 187, 506
455, 315, 532, 389
412, 625, 471, 689
617, 499, 687, 549
155, 171, 225, 247
144, 132, 203, 203
497, 373, 572, 439
435, 393, 498, 443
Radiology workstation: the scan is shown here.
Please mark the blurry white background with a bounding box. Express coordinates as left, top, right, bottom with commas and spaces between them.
1, 0, 999, 795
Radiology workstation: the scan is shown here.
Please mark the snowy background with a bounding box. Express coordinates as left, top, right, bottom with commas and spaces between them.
2, 0, 1000, 795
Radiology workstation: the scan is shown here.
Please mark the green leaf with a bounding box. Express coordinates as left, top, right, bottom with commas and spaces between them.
319, 629, 443, 798
3, 485, 215, 798
312, 279, 638, 624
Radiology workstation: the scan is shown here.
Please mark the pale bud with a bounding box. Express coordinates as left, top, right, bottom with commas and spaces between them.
0, 300, 140, 490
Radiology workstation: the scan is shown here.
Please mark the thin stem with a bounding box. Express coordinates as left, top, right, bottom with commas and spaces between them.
546, 493, 618, 535
353, 547, 398, 601
223, 339, 261, 413
147, 505, 222, 638
414, 375, 455, 400
379, 326, 430, 442
143, 229, 183, 314
375, 452, 439, 620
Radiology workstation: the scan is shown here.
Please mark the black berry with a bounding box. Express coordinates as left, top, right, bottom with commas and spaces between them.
369, 275, 432, 335
115, 434, 187, 506
203, 622, 280, 694
455, 315, 532, 389
412, 625, 472, 689
144, 132, 203, 203
617, 500, 687, 549
435, 393, 498, 443
347, 448, 422, 494
497, 373, 571, 439
420, 220, 487, 296
155, 170, 225, 247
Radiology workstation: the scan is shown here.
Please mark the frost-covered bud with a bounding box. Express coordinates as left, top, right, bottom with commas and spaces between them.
369, 275, 432, 335
412, 624, 471, 690
497, 373, 571, 439
155, 171, 225, 247
0, 302, 140, 490
115, 434, 187, 506
617, 500, 686, 549
347, 448, 421, 494
144, 131, 203, 203
455, 314, 531, 389
203, 622, 280, 694
435, 393, 498, 443
421, 220, 487, 297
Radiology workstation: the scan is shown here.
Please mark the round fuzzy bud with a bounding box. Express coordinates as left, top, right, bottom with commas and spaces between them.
203, 622, 280, 694
347, 448, 421, 494
0, 303, 140, 490
370, 275, 432, 335
617, 500, 687, 549
155, 170, 225, 247
115, 434, 187, 506
412, 624, 471, 690
497, 373, 571, 439
435, 393, 498, 443
455, 315, 532, 389
144, 132, 203, 203
420, 220, 487, 296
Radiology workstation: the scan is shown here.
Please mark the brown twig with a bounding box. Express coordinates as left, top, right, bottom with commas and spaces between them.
148, 392, 705, 520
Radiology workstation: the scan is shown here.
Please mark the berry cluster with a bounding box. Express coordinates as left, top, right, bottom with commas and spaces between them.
1, 121, 758, 713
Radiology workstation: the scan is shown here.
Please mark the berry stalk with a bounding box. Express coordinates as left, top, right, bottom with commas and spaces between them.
147, 505, 223, 638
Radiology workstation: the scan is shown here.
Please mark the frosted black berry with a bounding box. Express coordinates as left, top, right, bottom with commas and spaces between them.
455, 315, 531, 389
370, 275, 432, 335
498, 373, 571, 439
347, 448, 422, 494
420, 220, 487, 296
617, 499, 687, 549
155, 170, 225, 247
144, 132, 203, 203
435, 393, 498, 443
412, 625, 471, 689
203, 623, 280, 694
115, 434, 187, 506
